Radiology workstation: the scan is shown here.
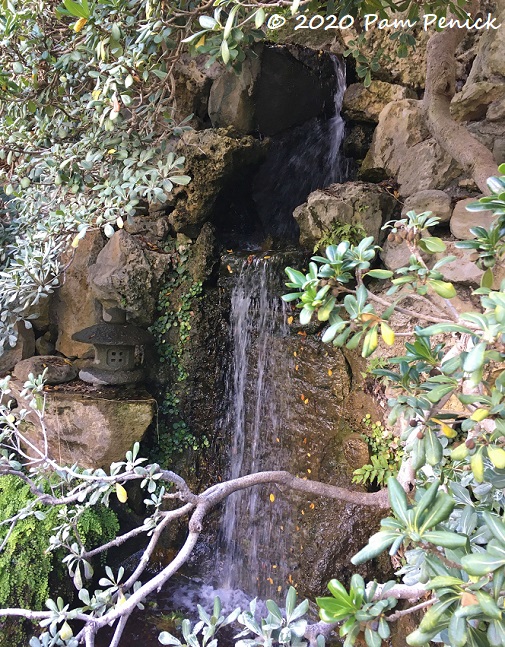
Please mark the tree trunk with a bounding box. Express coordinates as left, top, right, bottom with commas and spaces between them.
423, 2, 499, 193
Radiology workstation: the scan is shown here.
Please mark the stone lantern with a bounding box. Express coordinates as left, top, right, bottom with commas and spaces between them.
72, 307, 152, 385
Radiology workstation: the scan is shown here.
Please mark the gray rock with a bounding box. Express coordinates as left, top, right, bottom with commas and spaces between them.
35, 334, 55, 356
342, 81, 415, 123
436, 242, 483, 286
362, 99, 463, 197
402, 190, 452, 223
10, 382, 155, 469
208, 53, 261, 134
13, 356, 77, 385
450, 198, 495, 240
0, 323, 35, 375
88, 230, 167, 327
293, 181, 397, 250
51, 230, 105, 359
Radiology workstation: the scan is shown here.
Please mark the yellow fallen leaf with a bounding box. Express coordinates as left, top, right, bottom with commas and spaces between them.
304, 398, 309, 405
227, 265, 233, 273
269, 493, 275, 502
277, 586, 282, 592
196, 34, 206, 48
116, 483, 128, 503
287, 316, 294, 325
74, 17, 87, 32
328, 369, 332, 376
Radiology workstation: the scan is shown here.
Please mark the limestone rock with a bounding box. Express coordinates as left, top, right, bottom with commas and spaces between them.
467, 7, 505, 82
450, 81, 505, 122
293, 181, 397, 250
11, 381, 155, 469
488, 97, 505, 122
35, 333, 55, 356
402, 190, 452, 223
380, 231, 431, 272
342, 124, 375, 160
13, 356, 77, 385
0, 323, 35, 375
450, 198, 495, 240
342, 81, 415, 123
88, 230, 167, 327
173, 54, 220, 128
467, 120, 505, 165
170, 129, 265, 236
51, 230, 105, 359
362, 99, 463, 197
436, 241, 483, 286
208, 53, 261, 134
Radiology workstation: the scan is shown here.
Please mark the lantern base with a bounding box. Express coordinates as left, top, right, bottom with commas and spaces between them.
79, 367, 144, 386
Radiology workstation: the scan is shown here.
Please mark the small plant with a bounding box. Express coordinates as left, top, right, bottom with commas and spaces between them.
352, 415, 403, 487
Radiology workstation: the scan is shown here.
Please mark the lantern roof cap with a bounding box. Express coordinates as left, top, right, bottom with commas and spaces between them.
72, 323, 152, 346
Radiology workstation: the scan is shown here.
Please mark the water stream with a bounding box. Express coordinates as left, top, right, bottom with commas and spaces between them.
213, 56, 349, 599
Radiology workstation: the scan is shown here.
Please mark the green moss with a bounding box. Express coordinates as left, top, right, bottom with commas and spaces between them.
149, 242, 209, 464
313, 221, 367, 252
0, 475, 118, 646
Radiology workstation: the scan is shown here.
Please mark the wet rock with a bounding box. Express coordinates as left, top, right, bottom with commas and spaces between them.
342, 124, 375, 160
124, 211, 172, 245
13, 356, 77, 385
187, 222, 218, 283
88, 230, 168, 327
342, 81, 415, 123
361, 100, 463, 197
0, 323, 35, 375
450, 198, 495, 240
171, 128, 265, 237
450, 81, 505, 122
402, 190, 452, 223
51, 230, 105, 359
293, 181, 397, 249
11, 381, 155, 469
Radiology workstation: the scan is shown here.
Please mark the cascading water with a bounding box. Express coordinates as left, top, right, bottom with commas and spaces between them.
216, 255, 294, 598
252, 56, 349, 242
214, 58, 349, 599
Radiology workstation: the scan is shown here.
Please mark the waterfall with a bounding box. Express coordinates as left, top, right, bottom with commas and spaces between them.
217, 254, 294, 598
252, 56, 349, 242
214, 58, 349, 600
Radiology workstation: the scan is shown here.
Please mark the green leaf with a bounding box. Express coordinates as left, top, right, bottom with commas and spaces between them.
351, 531, 399, 565
448, 612, 467, 647
418, 237, 447, 253
64, 0, 90, 18
463, 342, 487, 374
429, 279, 457, 299
461, 553, 505, 576
221, 39, 230, 64
387, 477, 409, 526
481, 268, 494, 289
424, 429, 443, 466
419, 493, 455, 532
418, 323, 472, 336
422, 530, 467, 549
414, 480, 440, 527
483, 512, 505, 545
475, 591, 502, 620
364, 627, 381, 647
366, 269, 394, 279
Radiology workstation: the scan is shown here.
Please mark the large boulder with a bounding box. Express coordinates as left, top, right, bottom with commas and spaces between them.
342, 81, 415, 123
293, 181, 397, 250
51, 230, 105, 359
361, 99, 463, 197
11, 382, 155, 469
0, 323, 35, 375
450, 198, 495, 240
88, 230, 167, 327
401, 190, 452, 223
